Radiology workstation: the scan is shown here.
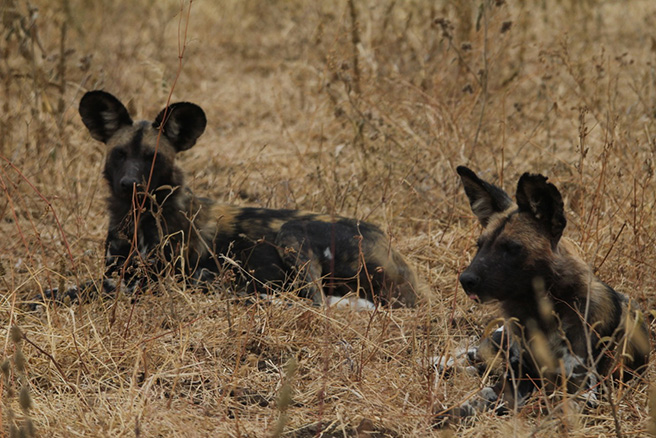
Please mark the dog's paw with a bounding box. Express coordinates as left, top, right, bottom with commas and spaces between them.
433, 385, 503, 427
425, 347, 481, 378
27, 286, 76, 311
26, 280, 114, 310
433, 403, 479, 428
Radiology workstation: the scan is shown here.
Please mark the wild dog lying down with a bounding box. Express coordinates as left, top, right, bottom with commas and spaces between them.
444, 166, 650, 420
38, 91, 418, 307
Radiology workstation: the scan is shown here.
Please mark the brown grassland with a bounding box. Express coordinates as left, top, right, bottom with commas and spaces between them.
1, 0, 656, 436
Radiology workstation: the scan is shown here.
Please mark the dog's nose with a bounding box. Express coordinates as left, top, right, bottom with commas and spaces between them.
459, 271, 479, 292
119, 177, 138, 192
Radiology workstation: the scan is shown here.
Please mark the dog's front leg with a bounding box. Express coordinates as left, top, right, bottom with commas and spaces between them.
28, 231, 129, 309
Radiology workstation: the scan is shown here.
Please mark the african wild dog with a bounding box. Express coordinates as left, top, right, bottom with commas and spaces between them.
443, 166, 650, 421
37, 90, 419, 308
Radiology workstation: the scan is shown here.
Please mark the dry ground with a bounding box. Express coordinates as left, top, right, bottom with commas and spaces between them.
1, 0, 655, 436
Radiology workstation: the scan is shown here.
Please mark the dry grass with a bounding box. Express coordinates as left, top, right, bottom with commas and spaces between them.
1, 0, 655, 436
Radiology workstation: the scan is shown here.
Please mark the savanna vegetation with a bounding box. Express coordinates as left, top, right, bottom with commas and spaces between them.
1, 0, 655, 436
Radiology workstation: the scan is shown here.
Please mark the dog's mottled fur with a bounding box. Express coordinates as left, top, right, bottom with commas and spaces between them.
445, 166, 650, 420
38, 91, 418, 307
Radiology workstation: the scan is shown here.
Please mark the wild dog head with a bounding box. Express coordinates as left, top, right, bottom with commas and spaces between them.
457, 166, 566, 304
79, 90, 207, 201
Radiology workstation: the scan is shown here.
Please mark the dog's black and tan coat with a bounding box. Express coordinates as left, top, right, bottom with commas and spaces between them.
40, 91, 419, 307
446, 166, 650, 420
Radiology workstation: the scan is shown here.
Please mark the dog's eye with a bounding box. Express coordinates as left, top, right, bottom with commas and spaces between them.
501, 241, 523, 256
112, 148, 126, 161
144, 151, 157, 162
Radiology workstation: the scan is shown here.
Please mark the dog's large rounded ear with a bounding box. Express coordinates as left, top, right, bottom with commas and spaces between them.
457, 166, 514, 227
516, 173, 566, 245
153, 102, 207, 152
79, 91, 133, 143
